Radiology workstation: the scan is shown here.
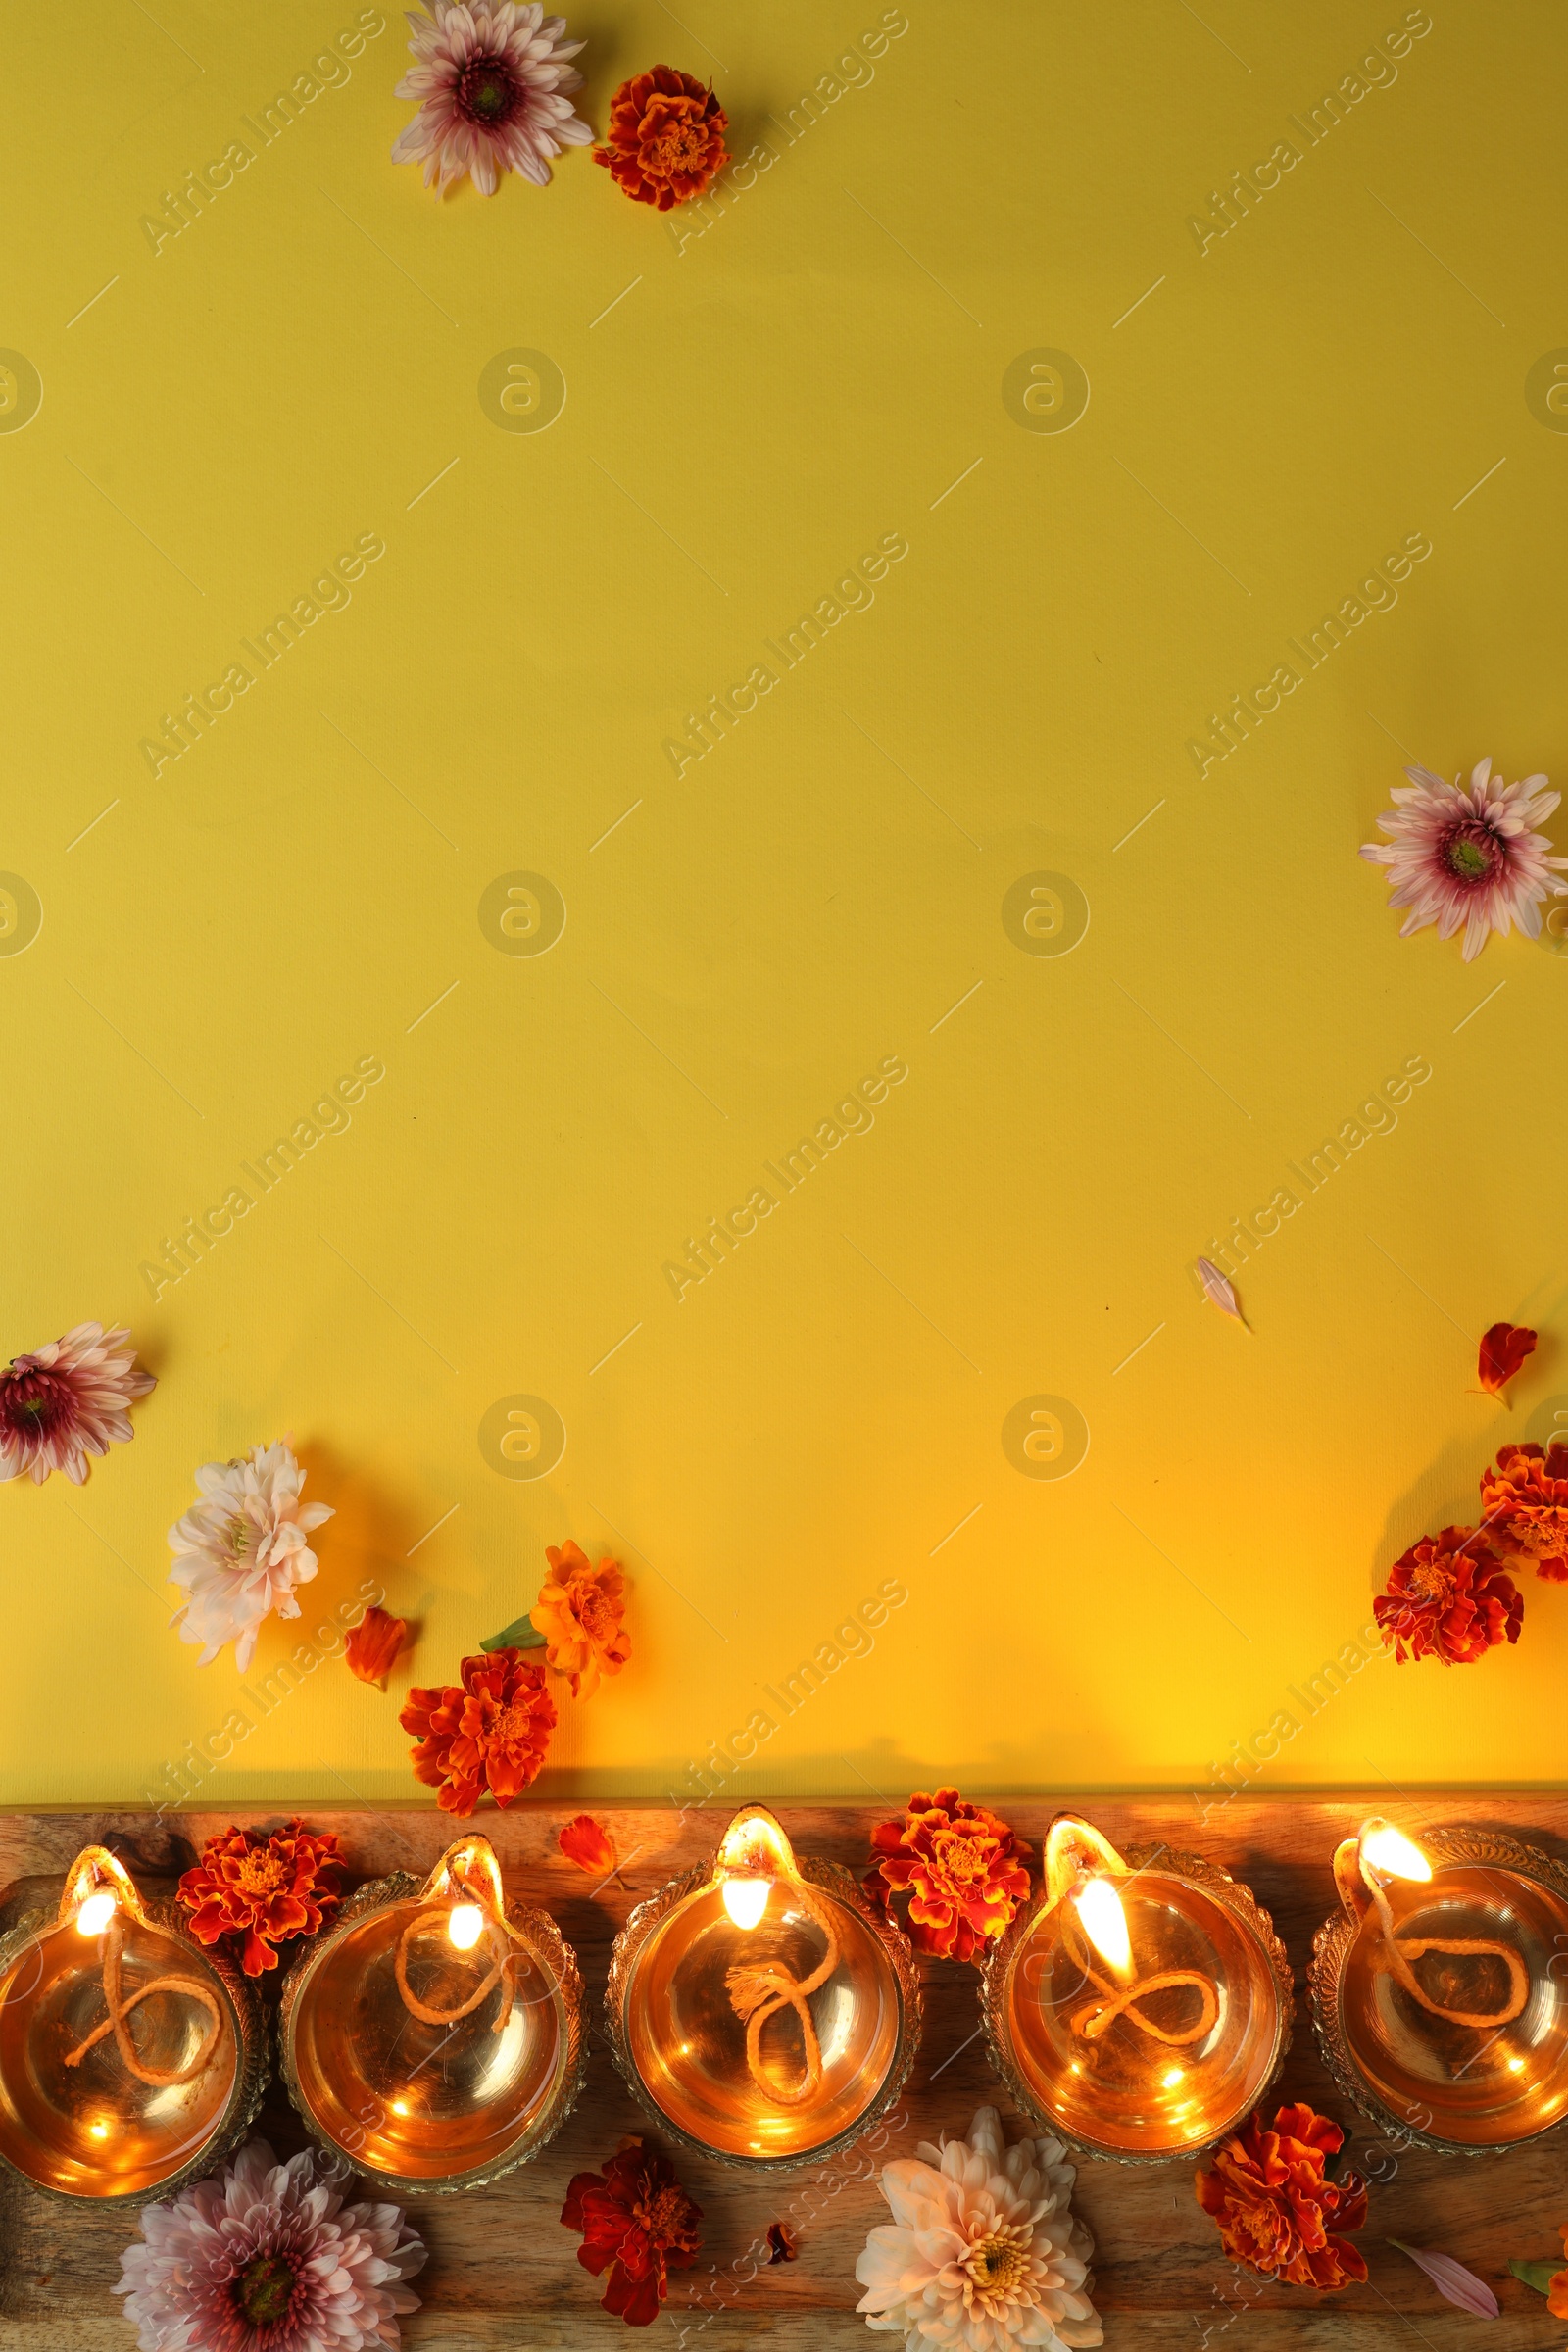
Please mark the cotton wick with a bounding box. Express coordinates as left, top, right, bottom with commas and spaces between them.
394, 1902, 526, 2035
725, 1882, 840, 2105
1061, 1909, 1219, 2047
1367, 1876, 1528, 2030
63, 1916, 223, 2087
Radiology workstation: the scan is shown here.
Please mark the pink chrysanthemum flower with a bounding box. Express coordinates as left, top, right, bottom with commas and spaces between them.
1360, 757, 1568, 960
391, 1, 591, 195
168, 1439, 334, 1671
0, 1321, 154, 1487
115, 2138, 425, 2352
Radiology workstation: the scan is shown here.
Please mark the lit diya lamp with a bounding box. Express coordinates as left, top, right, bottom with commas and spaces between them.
0, 1846, 265, 2203
980, 1815, 1292, 2163
606, 1805, 920, 2171
279, 1833, 584, 2194
1310, 1816, 1568, 2153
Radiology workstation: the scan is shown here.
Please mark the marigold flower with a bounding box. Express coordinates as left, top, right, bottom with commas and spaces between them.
400, 1648, 556, 1816
1196, 2102, 1367, 2289
562, 2138, 703, 2326
1374, 1526, 1523, 1664
176, 1820, 344, 1978
594, 65, 729, 209
864, 1788, 1032, 1963
345, 1603, 409, 1690
1548, 2223, 1568, 2317
1481, 1444, 1568, 1582
530, 1539, 630, 1698
0, 1320, 154, 1486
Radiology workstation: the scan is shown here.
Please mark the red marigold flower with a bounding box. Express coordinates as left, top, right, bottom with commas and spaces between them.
176, 1820, 344, 1978
562, 2139, 703, 2327
1481, 1443, 1568, 1581
1374, 1526, 1523, 1664
593, 66, 729, 210
1478, 1319, 1537, 1398
863, 1787, 1032, 1963
400, 1648, 556, 1816
345, 1604, 409, 1690
1196, 2102, 1368, 2289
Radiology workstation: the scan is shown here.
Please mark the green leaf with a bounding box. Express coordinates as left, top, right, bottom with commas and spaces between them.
1508, 2259, 1559, 2296
479, 1614, 548, 1654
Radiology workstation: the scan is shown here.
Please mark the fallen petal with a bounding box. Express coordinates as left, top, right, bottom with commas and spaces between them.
1390, 2241, 1498, 2317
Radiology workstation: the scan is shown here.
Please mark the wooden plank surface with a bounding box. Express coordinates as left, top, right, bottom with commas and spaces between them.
0, 1795, 1564, 2349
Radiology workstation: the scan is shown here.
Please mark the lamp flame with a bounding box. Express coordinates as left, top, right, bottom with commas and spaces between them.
722, 1879, 770, 1931
447, 1902, 484, 1950
75, 1890, 117, 1938
714, 1806, 796, 1932
1360, 1821, 1432, 1884
1073, 1876, 1132, 1975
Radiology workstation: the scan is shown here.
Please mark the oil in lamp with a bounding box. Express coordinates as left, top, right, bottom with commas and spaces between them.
279, 1833, 584, 2194
606, 1805, 920, 2171
980, 1814, 1293, 2163
1310, 1816, 1568, 2153
0, 1846, 266, 2203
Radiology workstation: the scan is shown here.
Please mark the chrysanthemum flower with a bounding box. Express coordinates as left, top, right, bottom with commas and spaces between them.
391, 1, 592, 195
1374, 1525, 1523, 1664
1196, 2103, 1367, 2289
0, 1321, 154, 1486
1481, 1443, 1568, 1582
530, 1538, 630, 1698
855, 2104, 1101, 2350
115, 2137, 425, 2351
400, 1647, 557, 1814
865, 1788, 1033, 1963
177, 1819, 344, 1977
594, 65, 729, 209
1360, 757, 1568, 959
167, 1440, 334, 1672
562, 2139, 703, 2327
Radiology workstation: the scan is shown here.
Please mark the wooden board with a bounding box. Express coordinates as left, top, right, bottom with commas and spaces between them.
0, 1795, 1564, 2349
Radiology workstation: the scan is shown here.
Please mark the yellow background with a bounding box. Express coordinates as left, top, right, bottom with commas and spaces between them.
3, 0, 1566, 1813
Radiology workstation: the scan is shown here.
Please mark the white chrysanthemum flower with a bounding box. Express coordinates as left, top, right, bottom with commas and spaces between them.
1360, 756, 1568, 960
115, 2137, 424, 2351
168, 1439, 333, 1671
856, 2106, 1102, 2350
391, 1, 592, 196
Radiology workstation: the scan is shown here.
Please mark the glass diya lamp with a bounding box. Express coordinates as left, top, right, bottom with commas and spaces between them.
1310, 1816, 1568, 2155
0, 1846, 266, 2204
279, 1833, 584, 2194
606, 1805, 920, 2171
980, 1815, 1293, 2163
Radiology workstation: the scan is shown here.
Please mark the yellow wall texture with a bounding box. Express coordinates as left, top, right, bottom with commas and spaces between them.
3, 0, 1567, 1813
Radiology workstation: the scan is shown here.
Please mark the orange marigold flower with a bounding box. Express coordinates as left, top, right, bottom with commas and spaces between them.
560, 1813, 617, 1876
530, 1540, 630, 1699
400, 1649, 556, 1816
1480, 1443, 1568, 1582
562, 2139, 703, 2326
1548, 2224, 1568, 2317
593, 65, 729, 210
344, 1604, 408, 1690
1196, 2102, 1368, 2289
1374, 1526, 1523, 1664
176, 1819, 344, 1978
863, 1787, 1032, 1963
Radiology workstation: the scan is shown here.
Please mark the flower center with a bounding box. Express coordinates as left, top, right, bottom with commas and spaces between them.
224, 1511, 259, 1562
963, 2229, 1031, 2303
643, 99, 709, 172
1440, 819, 1502, 887
492, 1700, 535, 1746
455, 53, 522, 126
930, 1829, 992, 1889
232, 2251, 298, 2327
638, 2182, 690, 2244
1406, 1558, 1455, 1603
232, 1852, 288, 1900
0, 1367, 72, 1437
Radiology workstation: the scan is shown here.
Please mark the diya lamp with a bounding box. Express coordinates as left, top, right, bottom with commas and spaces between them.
279, 1832, 584, 2195
0, 1845, 266, 2204
606, 1805, 920, 2171
980, 1814, 1293, 2163
1310, 1816, 1568, 2154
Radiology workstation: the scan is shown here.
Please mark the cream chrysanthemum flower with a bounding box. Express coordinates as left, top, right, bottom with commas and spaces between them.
856, 2106, 1102, 2351
168, 1440, 333, 1671
391, 1, 592, 195
1360, 756, 1568, 960
115, 2137, 424, 2351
